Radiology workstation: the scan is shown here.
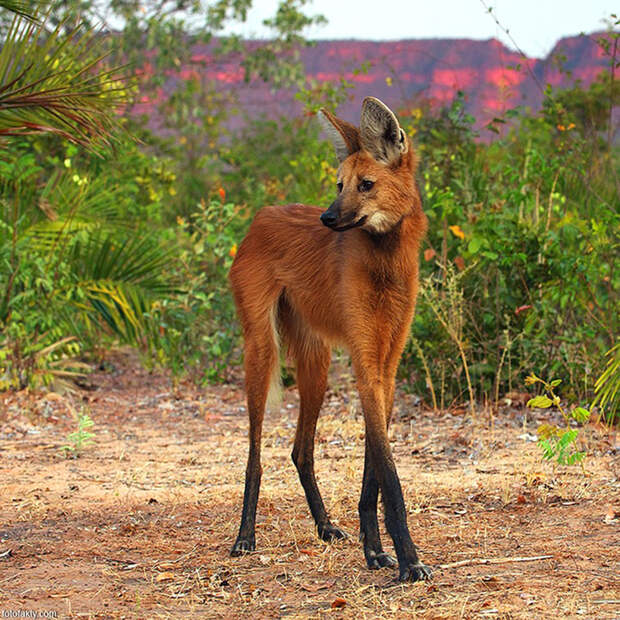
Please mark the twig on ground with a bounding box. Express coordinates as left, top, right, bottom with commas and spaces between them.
154, 543, 199, 566
439, 554, 553, 569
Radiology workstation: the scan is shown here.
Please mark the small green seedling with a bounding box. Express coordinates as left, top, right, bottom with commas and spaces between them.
525, 373, 590, 467
62, 408, 96, 457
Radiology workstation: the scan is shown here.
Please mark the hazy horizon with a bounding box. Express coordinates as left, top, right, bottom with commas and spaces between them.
222, 0, 616, 59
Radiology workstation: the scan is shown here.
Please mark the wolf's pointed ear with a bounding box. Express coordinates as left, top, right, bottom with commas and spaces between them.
359, 97, 408, 166
318, 108, 360, 163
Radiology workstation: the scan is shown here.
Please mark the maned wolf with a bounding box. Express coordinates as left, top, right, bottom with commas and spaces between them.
228, 97, 430, 582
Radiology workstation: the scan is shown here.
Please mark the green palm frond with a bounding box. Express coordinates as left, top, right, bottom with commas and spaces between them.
0, 13, 131, 148
593, 343, 619, 424
73, 280, 151, 343
0, 0, 44, 22
23, 170, 132, 249
37, 170, 129, 223
59, 232, 180, 345
27, 218, 97, 249
69, 232, 179, 294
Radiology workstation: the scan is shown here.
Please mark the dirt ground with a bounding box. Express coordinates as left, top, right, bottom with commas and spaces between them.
1, 351, 618, 619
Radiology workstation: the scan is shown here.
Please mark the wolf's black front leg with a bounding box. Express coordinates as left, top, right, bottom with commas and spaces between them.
359, 439, 397, 569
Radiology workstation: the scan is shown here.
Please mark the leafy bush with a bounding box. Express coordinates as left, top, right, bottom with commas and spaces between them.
0, 139, 180, 388
525, 373, 591, 466
148, 196, 247, 382
399, 76, 618, 409
62, 408, 96, 457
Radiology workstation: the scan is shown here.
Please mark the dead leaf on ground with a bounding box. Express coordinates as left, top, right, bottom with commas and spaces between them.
331, 597, 346, 609
156, 571, 175, 583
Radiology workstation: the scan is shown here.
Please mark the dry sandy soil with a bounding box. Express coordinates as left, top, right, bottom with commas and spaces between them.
0, 351, 618, 619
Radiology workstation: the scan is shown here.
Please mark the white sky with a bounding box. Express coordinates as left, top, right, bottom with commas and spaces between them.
227, 0, 616, 59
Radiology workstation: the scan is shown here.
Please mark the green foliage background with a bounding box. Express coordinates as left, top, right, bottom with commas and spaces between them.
0, 1, 617, 421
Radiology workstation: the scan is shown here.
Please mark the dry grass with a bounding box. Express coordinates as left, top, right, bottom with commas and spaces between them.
0, 351, 618, 619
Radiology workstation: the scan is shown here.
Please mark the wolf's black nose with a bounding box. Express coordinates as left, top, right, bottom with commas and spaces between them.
320, 211, 337, 227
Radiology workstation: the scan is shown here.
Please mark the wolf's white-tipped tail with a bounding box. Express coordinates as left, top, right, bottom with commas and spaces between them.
265, 302, 282, 410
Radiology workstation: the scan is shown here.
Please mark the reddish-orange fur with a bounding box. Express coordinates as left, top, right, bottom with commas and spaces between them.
228, 98, 431, 582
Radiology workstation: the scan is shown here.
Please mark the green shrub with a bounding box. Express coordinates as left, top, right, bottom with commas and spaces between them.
399, 79, 618, 409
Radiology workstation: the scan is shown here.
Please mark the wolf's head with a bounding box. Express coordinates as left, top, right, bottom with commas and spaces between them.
318, 97, 418, 235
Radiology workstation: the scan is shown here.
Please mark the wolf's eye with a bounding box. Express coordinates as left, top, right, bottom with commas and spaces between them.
359, 179, 374, 192
336, 182, 343, 193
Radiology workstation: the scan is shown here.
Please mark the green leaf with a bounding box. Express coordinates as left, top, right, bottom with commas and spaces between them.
558, 429, 578, 446
550, 379, 562, 387
572, 407, 590, 423
538, 438, 555, 461
482, 250, 498, 260
566, 451, 586, 465
527, 395, 553, 409
537, 423, 557, 439
468, 237, 483, 254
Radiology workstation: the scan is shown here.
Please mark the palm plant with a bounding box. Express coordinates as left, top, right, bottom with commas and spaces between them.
0, 1, 182, 390
0, 155, 180, 389
64, 231, 179, 345
0, 0, 130, 147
